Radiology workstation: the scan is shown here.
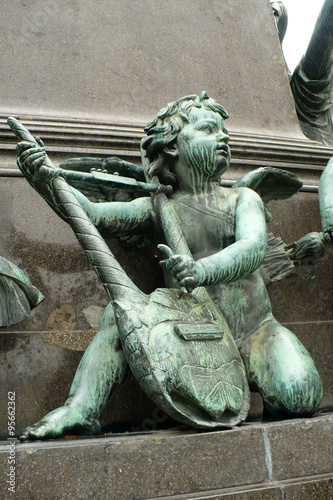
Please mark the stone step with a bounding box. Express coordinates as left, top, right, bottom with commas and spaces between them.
157, 474, 333, 499
156, 474, 333, 500
0, 412, 332, 499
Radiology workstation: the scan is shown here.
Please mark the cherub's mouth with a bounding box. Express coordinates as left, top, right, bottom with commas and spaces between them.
216, 144, 230, 157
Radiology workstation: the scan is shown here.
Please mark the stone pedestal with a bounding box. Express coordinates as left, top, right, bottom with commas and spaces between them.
0, 0, 300, 137
0, 413, 332, 499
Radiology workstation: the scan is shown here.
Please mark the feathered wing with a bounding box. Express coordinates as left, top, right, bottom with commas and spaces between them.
59, 156, 145, 201
231, 167, 302, 221
231, 167, 303, 283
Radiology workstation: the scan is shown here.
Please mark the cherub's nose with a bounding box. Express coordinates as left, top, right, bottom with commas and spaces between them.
217, 130, 230, 144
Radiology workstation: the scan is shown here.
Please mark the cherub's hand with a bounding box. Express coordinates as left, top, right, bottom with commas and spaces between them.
158, 244, 205, 292
285, 231, 330, 266
16, 139, 55, 181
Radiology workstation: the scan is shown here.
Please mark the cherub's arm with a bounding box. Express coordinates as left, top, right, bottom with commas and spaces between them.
160, 188, 267, 291
72, 188, 154, 236
15, 141, 154, 236
199, 188, 267, 285
285, 156, 333, 267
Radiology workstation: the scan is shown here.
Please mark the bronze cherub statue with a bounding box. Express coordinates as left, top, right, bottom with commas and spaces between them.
9, 92, 328, 440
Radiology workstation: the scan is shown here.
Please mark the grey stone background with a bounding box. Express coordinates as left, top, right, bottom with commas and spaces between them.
0, 0, 301, 136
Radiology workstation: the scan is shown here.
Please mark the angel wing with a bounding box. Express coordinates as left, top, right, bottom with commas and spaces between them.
230, 167, 303, 284
59, 156, 145, 202
231, 167, 303, 222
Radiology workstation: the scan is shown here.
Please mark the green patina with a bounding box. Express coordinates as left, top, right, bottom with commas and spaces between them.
0, 255, 44, 327
8, 91, 329, 440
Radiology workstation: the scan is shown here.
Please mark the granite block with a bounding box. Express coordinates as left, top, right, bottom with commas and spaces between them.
1, 415, 333, 499
0, 178, 163, 335
174, 486, 283, 499
0, 425, 267, 499
0, 332, 160, 438
0, 0, 300, 137
268, 194, 333, 324
0, 333, 82, 438
284, 476, 333, 500
156, 475, 333, 499
267, 414, 333, 481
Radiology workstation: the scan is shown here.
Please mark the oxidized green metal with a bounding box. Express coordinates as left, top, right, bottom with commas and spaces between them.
8, 92, 326, 440
319, 157, 333, 237
0, 255, 44, 327
9, 111, 250, 432
272, 0, 333, 145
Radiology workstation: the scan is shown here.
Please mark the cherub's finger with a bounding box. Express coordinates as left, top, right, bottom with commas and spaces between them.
15, 141, 36, 156
172, 265, 189, 278
20, 151, 46, 165
176, 269, 192, 281
19, 147, 45, 163
180, 277, 195, 293
157, 244, 174, 259
171, 258, 192, 275
31, 156, 47, 169
159, 255, 182, 270
284, 241, 296, 251
36, 137, 44, 147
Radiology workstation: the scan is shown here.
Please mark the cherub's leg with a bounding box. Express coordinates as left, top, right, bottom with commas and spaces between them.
239, 318, 323, 418
20, 303, 128, 440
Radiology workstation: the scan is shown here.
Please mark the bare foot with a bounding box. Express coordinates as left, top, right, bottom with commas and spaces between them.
19, 405, 101, 441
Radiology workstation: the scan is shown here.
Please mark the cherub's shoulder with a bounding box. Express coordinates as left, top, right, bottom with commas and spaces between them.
216, 184, 260, 203
230, 185, 263, 204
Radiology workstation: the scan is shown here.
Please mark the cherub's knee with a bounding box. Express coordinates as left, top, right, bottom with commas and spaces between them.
262, 367, 323, 417
239, 319, 323, 418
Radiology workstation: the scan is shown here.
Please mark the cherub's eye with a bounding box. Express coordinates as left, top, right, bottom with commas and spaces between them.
201, 126, 212, 134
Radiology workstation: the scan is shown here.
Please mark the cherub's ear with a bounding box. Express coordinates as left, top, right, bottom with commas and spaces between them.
164, 142, 178, 157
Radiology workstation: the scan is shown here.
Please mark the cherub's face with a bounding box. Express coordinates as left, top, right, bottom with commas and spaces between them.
175, 107, 230, 180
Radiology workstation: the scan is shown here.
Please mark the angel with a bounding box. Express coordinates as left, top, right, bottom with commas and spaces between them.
9, 92, 327, 440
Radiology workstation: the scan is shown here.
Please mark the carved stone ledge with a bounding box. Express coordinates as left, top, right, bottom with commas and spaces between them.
1, 413, 332, 499
0, 115, 332, 188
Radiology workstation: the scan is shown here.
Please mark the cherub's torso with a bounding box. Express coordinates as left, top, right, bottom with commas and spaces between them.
169, 186, 272, 340
170, 186, 238, 259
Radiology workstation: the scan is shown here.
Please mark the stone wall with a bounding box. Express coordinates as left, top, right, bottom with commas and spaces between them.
0, 0, 300, 136
1, 414, 332, 499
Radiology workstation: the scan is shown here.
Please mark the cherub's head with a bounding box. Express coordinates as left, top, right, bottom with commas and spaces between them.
142, 91, 230, 185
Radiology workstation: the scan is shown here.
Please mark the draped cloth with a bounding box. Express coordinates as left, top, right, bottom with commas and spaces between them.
0, 256, 44, 327
290, 60, 333, 145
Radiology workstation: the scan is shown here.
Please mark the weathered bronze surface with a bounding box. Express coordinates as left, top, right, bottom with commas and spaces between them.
272, 0, 333, 145
0, 255, 43, 327
8, 93, 327, 440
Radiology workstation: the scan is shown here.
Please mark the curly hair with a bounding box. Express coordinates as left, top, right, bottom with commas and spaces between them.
141, 91, 229, 184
